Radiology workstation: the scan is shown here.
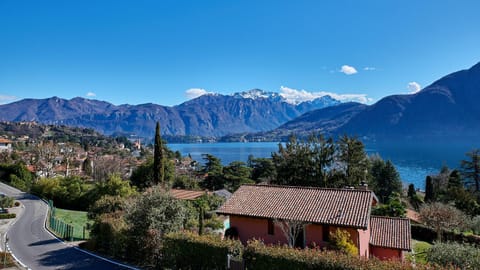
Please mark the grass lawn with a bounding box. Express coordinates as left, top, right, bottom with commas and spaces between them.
410, 240, 432, 265
54, 208, 91, 240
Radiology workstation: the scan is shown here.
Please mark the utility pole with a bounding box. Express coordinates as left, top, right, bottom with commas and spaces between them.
3, 235, 8, 268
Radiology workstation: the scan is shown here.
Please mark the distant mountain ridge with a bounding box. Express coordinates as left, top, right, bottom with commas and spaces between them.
0, 89, 340, 138
262, 62, 480, 142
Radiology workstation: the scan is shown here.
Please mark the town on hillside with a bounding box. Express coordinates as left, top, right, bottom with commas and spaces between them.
0, 121, 479, 269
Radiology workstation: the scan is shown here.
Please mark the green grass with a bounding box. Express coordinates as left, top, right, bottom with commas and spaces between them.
409, 240, 432, 265
53, 208, 91, 240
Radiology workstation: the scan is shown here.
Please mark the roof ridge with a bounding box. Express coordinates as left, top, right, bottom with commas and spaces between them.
371, 215, 410, 221
243, 184, 373, 193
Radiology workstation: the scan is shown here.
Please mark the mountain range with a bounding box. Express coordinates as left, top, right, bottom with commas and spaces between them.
1, 62, 479, 142
261, 62, 480, 142
0, 89, 339, 138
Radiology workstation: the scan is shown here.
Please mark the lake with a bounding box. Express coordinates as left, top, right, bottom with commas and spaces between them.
168, 142, 478, 189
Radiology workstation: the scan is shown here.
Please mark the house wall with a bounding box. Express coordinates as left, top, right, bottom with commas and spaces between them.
357, 228, 370, 258
230, 215, 288, 245
230, 215, 370, 258
370, 246, 403, 261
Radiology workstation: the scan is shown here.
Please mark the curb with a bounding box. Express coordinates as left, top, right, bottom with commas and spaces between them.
42, 200, 140, 270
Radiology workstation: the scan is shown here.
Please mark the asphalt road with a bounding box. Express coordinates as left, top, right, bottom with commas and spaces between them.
0, 182, 137, 270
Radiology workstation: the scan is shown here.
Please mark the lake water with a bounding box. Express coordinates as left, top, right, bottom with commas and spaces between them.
168, 142, 478, 190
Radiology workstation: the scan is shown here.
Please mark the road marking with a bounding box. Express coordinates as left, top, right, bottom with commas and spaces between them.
41, 200, 140, 270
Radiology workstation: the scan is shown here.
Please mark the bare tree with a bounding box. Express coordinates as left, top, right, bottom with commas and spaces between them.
92, 155, 123, 181
274, 219, 306, 247
419, 202, 466, 241
33, 141, 59, 178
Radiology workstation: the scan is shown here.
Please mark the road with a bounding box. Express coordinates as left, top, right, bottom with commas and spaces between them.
0, 182, 137, 270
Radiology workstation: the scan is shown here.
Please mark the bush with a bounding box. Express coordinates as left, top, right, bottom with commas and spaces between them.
0, 251, 16, 268
14, 201, 20, 207
329, 229, 358, 256
0, 196, 14, 209
163, 231, 243, 270
0, 213, 16, 219
427, 242, 480, 268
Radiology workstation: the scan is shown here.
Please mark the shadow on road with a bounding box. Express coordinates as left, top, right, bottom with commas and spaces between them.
29, 239, 60, 246
38, 246, 128, 270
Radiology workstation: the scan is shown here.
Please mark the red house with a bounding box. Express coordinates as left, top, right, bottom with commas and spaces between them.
217, 184, 411, 261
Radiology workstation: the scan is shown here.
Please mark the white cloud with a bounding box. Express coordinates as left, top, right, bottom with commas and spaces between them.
340, 65, 358, 75
363, 67, 376, 71
279, 86, 373, 104
0, 94, 17, 104
86, 92, 96, 97
407, 82, 421, 94
185, 88, 213, 99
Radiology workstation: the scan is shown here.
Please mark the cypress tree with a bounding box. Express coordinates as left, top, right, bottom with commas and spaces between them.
425, 175, 435, 202
407, 183, 416, 199
153, 122, 165, 186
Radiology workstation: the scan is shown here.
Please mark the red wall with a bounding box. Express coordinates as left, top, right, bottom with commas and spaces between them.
370, 246, 403, 261
230, 215, 288, 245
230, 215, 370, 258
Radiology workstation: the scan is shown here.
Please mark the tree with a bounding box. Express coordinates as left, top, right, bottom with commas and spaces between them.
336, 135, 368, 187
419, 202, 466, 241
407, 183, 423, 210
369, 157, 402, 204
461, 149, 480, 192
125, 187, 186, 267
424, 175, 435, 202
153, 122, 165, 186
371, 192, 406, 217
271, 134, 334, 187
200, 154, 225, 190
274, 219, 306, 248
223, 161, 253, 192
248, 156, 276, 183
130, 158, 155, 189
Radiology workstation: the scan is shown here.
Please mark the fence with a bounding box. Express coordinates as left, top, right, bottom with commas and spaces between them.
46, 200, 89, 241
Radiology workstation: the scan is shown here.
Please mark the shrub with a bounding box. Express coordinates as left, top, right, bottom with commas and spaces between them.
426, 241, 480, 269
329, 229, 358, 256
163, 231, 243, 270
14, 201, 20, 207
0, 213, 16, 219
0, 252, 15, 268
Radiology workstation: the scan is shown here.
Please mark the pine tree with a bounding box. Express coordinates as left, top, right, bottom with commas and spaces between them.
153, 122, 165, 186
337, 135, 368, 187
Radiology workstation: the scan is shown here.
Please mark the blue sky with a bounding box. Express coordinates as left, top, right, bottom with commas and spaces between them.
1, 0, 479, 106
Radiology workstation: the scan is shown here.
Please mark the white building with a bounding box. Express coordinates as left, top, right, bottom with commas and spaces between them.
0, 138, 13, 152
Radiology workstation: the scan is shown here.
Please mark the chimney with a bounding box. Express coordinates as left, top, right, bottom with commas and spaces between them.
358, 181, 369, 190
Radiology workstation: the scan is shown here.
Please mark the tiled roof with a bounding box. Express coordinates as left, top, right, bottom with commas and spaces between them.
217, 184, 375, 229
169, 189, 208, 200
0, 138, 12, 144
370, 216, 411, 251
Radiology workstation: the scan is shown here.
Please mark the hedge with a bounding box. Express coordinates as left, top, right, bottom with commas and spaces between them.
162, 231, 243, 270
412, 223, 480, 246
162, 233, 455, 270
0, 213, 16, 219
243, 240, 453, 270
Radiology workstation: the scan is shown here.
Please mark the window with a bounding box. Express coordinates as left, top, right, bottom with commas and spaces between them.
268, 219, 274, 235
322, 225, 330, 241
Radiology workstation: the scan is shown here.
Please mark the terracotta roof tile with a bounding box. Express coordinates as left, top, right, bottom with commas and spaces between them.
0, 138, 12, 144
370, 216, 411, 251
169, 189, 208, 200
217, 184, 375, 229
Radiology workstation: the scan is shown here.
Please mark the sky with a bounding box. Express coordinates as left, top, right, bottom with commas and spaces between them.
1, 0, 480, 106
